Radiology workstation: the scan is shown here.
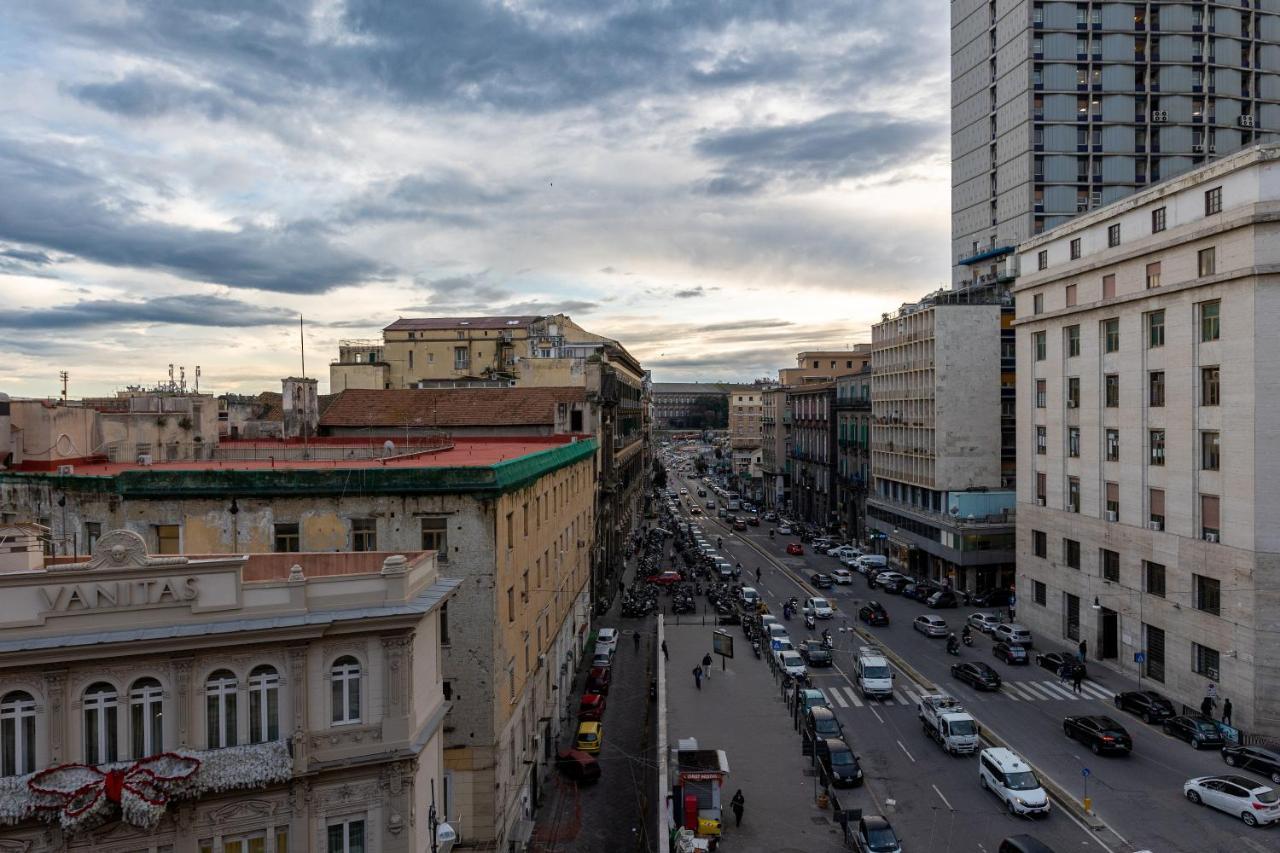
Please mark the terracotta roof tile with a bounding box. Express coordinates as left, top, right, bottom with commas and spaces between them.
320, 387, 586, 428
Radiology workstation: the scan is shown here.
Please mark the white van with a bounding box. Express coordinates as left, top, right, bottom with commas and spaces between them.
856, 555, 888, 575
740, 587, 760, 608
978, 747, 1050, 816
855, 646, 895, 699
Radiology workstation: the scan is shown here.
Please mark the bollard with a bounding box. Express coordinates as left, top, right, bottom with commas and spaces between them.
1083, 796, 1093, 814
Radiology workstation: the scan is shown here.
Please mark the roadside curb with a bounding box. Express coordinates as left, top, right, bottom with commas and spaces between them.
850, 623, 1109, 832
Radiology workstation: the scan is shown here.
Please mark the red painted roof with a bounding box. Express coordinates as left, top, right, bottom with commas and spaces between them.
320, 387, 584, 428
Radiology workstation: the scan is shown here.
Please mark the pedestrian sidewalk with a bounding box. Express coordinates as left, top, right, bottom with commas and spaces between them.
663, 622, 847, 852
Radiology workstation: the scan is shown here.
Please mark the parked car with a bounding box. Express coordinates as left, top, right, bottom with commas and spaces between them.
859, 601, 890, 626
732, 519, 747, 531
829, 546, 860, 561
555, 748, 601, 783
809, 573, 833, 589
906, 583, 938, 603
804, 597, 834, 618
1184, 774, 1280, 826
800, 640, 834, 667
763, 511, 778, 522
952, 661, 1002, 691
1063, 715, 1132, 756
786, 543, 805, 556
812, 538, 835, 553
777, 524, 793, 534
798, 688, 829, 715
586, 666, 611, 695
997, 835, 1057, 853
1162, 715, 1226, 750
913, 614, 949, 637
816, 737, 864, 788
1113, 690, 1176, 724
595, 627, 619, 653
992, 623, 1034, 648
645, 571, 683, 586
1222, 745, 1280, 784
881, 576, 908, 595
968, 612, 1004, 635
705, 500, 715, 509
832, 568, 854, 585
747, 515, 760, 526
578, 692, 606, 721
993, 641, 1029, 664
805, 706, 844, 743
1034, 650, 1082, 675
971, 588, 1015, 608
871, 570, 908, 589
928, 590, 960, 609
591, 650, 613, 668
575, 721, 604, 754
778, 651, 807, 679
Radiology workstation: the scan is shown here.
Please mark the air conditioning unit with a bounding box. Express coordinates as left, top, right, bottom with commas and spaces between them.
137, 454, 154, 465
1239, 114, 1255, 128
1205, 532, 1219, 543
1106, 510, 1118, 522
56, 464, 75, 475
1151, 110, 1169, 122
1036, 497, 1047, 506
1091, 191, 1102, 207
1192, 144, 1205, 153
1149, 520, 1163, 531
1067, 400, 1078, 408
1208, 145, 1217, 153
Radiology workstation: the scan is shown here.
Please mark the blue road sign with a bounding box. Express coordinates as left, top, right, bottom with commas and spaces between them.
1082, 768, 1091, 778
1134, 651, 1146, 663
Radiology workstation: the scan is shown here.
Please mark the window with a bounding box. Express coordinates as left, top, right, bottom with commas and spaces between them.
1037, 250, 1048, 271
205, 670, 238, 749
1033, 331, 1046, 361
1149, 488, 1165, 528
248, 665, 280, 744
129, 677, 163, 758
1033, 581, 1047, 607
1102, 273, 1115, 299
1193, 643, 1220, 681
327, 819, 366, 853
1035, 379, 1046, 408
1198, 247, 1216, 277
1065, 593, 1080, 642
1194, 575, 1221, 616
1105, 481, 1119, 519
1063, 538, 1081, 570
1107, 223, 1121, 247
507, 586, 515, 622
1066, 377, 1080, 408
1151, 207, 1166, 233
1145, 624, 1166, 682
505, 512, 514, 546
1068, 427, 1080, 458
1201, 366, 1220, 406
1201, 301, 1220, 341
420, 516, 448, 561
1205, 186, 1222, 215
1147, 310, 1165, 347
1065, 284, 1077, 307
523, 503, 529, 537
1, 691, 36, 776
155, 524, 180, 555
1032, 530, 1047, 559
1066, 325, 1080, 357
1036, 472, 1047, 502
351, 518, 376, 551
1148, 371, 1165, 407
331, 657, 362, 725
1201, 431, 1220, 470
1033, 293, 1044, 315
273, 522, 299, 553
408, 349, 413, 370
1036, 426, 1047, 455
84, 683, 119, 764
453, 346, 469, 369
1069, 238, 1081, 260
1067, 477, 1080, 513
1104, 374, 1119, 407
1145, 261, 1161, 289
1200, 494, 1220, 541
84, 521, 101, 553
1142, 561, 1167, 599
1101, 549, 1120, 582
1103, 318, 1119, 352
1149, 430, 1165, 465
1105, 429, 1119, 461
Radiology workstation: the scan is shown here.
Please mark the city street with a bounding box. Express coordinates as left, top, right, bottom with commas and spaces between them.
679, 498, 1280, 853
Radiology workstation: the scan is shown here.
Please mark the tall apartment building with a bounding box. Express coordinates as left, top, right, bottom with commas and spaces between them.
868, 286, 1017, 592
760, 386, 791, 511
953, 0, 1280, 287
1014, 143, 1280, 734
835, 371, 874, 542
787, 382, 836, 527
777, 347, 872, 386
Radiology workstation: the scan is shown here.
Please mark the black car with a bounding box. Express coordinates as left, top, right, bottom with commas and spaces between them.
810, 573, 834, 589
804, 707, 845, 753
1063, 715, 1132, 755
817, 737, 864, 788
951, 661, 1002, 691
1162, 715, 1225, 750
928, 590, 960, 609
993, 641, 1029, 664
1034, 651, 1087, 678
801, 640, 834, 667
907, 583, 938, 603
1113, 690, 1176, 724
880, 576, 907, 595
854, 815, 902, 853
859, 601, 890, 626
971, 588, 1014, 608
1222, 745, 1280, 784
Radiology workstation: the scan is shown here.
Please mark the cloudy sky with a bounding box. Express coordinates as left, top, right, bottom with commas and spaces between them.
0, 0, 951, 397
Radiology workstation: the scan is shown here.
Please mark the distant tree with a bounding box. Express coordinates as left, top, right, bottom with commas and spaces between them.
694, 456, 708, 475
692, 394, 728, 429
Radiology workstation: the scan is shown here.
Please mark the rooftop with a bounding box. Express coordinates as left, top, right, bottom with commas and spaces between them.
384, 316, 542, 332
320, 387, 585, 428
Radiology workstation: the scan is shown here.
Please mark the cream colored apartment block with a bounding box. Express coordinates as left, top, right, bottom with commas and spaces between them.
1014, 143, 1280, 735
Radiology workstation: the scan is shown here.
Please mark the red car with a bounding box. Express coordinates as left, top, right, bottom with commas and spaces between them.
586, 666, 611, 695
646, 571, 683, 585
786, 543, 804, 556
578, 692, 607, 721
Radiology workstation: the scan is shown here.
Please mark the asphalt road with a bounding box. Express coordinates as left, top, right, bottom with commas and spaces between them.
677, 498, 1280, 853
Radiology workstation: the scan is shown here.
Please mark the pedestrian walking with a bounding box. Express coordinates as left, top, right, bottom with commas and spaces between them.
1077, 640, 1087, 662
661, 640, 669, 661
693, 665, 703, 690
1201, 695, 1215, 718
755, 566, 762, 583
730, 790, 745, 828
702, 652, 714, 680
1072, 664, 1084, 694
1222, 698, 1233, 726
1058, 661, 1070, 685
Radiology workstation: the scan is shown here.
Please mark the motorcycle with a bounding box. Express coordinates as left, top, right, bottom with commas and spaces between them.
752, 639, 761, 658
804, 613, 816, 631
821, 631, 833, 650
946, 639, 960, 656
962, 632, 973, 647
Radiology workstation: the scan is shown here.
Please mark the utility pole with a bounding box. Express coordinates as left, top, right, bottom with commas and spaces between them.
58, 371, 69, 402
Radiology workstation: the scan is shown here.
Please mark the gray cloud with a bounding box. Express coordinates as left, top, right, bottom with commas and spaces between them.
340, 173, 525, 227
673, 287, 706, 299
1, 248, 53, 265
0, 294, 297, 330
67, 74, 248, 122
0, 140, 384, 294
697, 319, 792, 333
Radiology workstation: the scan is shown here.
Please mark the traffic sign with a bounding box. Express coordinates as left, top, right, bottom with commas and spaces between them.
1134, 651, 1146, 663
1081, 768, 1091, 777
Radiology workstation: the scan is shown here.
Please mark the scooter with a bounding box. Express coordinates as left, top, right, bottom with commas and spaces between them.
946, 640, 960, 656
804, 613, 816, 631
752, 639, 761, 658
821, 631, 833, 650
962, 633, 973, 647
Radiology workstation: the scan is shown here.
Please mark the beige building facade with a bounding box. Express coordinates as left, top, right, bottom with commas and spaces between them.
0, 530, 457, 852
777, 347, 872, 387
1014, 143, 1280, 734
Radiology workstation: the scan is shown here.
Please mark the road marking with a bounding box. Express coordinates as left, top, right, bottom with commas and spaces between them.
827, 688, 848, 708
901, 688, 920, 706
1038, 681, 1078, 700
1080, 682, 1113, 701
1019, 682, 1059, 700
842, 686, 863, 707
897, 739, 916, 763
931, 783, 954, 811
1003, 682, 1037, 701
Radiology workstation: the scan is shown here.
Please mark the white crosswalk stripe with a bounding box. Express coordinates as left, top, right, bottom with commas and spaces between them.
1019, 682, 1062, 700
1080, 682, 1114, 701
1002, 682, 1038, 701
1037, 681, 1079, 700
901, 688, 921, 707
842, 686, 863, 707
825, 687, 847, 708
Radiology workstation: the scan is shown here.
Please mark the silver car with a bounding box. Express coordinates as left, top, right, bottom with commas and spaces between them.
913, 614, 949, 637
1184, 775, 1280, 826
967, 612, 1004, 635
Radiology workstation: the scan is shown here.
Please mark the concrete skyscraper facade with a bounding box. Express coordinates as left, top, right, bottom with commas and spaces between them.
953, 0, 1280, 286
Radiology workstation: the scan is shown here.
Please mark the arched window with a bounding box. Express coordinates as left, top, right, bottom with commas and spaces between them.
330, 657, 361, 725
1, 691, 36, 776
83, 683, 118, 765
248, 665, 280, 743
205, 670, 238, 749
129, 678, 163, 758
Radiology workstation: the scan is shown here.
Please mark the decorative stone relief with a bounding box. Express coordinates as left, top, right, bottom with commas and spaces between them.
41, 670, 66, 763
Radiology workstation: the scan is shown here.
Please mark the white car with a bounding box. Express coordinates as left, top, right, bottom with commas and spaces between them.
832, 568, 854, 585
804, 597, 834, 619
829, 545, 860, 560
967, 612, 1004, 635
777, 524, 793, 535
772, 639, 797, 661
778, 651, 807, 678
873, 571, 908, 587
1184, 775, 1280, 826
595, 627, 620, 653
979, 747, 1050, 816
591, 651, 612, 668
992, 623, 1034, 647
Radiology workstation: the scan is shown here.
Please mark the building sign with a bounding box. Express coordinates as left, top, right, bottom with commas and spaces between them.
39, 577, 199, 612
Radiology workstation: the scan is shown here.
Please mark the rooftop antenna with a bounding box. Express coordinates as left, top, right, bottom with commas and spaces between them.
59, 370, 69, 402
300, 315, 306, 379
194, 365, 201, 394
179, 365, 186, 392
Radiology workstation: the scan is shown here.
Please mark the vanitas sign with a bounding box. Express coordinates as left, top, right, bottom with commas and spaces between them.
39, 577, 200, 612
